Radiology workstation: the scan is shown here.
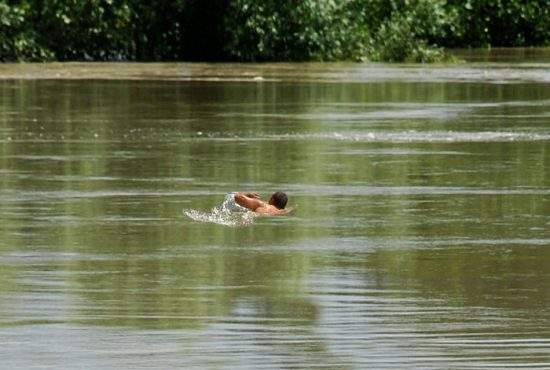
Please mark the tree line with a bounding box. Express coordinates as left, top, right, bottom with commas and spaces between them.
1, 0, 549, 63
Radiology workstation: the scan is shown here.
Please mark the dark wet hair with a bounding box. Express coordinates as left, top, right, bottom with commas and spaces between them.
270, 191, 288, 209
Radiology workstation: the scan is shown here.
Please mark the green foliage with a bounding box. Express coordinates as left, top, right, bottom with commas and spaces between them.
223, 0, 370, 61
373, 15, 416, 62
446, 0, 550, 47
130, 0, 211, 61
0, 0, 549, 63
0, 1, 52, 61
33, 0, 134, 60
370, 0, 453, 62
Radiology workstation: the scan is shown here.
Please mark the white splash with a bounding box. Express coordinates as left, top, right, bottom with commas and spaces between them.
184, 196, 256, 227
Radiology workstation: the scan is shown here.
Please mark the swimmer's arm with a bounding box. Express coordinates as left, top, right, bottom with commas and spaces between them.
234, 192, 264, 211
235, 191, 260, 199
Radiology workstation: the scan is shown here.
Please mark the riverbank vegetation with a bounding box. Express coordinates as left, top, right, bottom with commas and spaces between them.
1, 0, 549, 63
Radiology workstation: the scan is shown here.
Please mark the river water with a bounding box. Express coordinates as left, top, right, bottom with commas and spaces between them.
0, 58, 549, 369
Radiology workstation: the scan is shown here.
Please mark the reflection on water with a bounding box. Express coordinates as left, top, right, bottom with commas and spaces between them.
0, 62, 549, 369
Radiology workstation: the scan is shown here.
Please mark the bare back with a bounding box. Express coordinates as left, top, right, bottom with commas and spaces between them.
254, 204, 289, 215
234, 192, 288, 216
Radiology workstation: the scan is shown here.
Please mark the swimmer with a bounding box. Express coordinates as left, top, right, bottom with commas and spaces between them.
233, 191, 289, 215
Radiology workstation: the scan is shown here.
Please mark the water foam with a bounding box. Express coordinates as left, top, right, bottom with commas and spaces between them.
275, 130, 550, 143
184, 196, 256, 227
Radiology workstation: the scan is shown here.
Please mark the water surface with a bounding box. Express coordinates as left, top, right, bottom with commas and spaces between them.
0, 60, 549, 369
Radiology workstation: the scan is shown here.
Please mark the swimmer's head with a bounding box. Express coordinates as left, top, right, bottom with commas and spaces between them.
269, 191, 288, 209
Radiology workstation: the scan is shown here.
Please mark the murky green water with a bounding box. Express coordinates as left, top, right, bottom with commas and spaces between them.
0, 61, 549, 369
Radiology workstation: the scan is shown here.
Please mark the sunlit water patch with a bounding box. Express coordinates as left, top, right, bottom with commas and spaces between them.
273, 131, 550, 143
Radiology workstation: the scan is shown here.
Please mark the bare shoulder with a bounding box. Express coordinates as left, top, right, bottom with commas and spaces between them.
255, 205, 291, 216
276, 207, 292, 215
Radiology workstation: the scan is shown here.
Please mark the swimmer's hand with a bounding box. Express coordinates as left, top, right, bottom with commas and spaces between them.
245, 192, 261, 199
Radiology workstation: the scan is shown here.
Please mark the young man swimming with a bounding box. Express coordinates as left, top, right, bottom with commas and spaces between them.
233, 191, 289, 215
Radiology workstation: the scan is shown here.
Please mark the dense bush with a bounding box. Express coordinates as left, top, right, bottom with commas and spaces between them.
446, 0, 550, 47
0, 0, 548, 63
223, 0, 370, 61
33, 0, 134, 60
128, 0, 187, 61
0, 1, 51, 61
368, 0, 456, 62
